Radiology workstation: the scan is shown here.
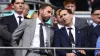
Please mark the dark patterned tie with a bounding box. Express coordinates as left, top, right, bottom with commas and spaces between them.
68, 27, 75, 44
18, 16, 22, 25
39, 23, 45, 53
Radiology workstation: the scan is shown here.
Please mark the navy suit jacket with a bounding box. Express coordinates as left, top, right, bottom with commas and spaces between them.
83, 25, 100, 56
53, 27, 87, 56
1, 14, 29, 33
1, 15, 18, 33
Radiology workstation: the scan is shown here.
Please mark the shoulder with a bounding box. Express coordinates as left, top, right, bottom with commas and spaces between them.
76, 17, 87, 22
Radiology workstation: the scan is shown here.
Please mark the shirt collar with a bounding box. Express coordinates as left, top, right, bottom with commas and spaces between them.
14, 12, 24, 18
36, 17, 42, 25
65, 25, 75, 30
92, 22, 98, 27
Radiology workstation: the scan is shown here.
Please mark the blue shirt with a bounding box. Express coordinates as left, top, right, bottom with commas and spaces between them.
95, 36, 100, 56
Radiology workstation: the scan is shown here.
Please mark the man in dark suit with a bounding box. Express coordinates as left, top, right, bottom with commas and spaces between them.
0, 24, 12, 56
63, 0, 88, 29
83, 7, 100, 56
53, 8, 87, 56
1, 0, 25, 56
1, 0, 25, 33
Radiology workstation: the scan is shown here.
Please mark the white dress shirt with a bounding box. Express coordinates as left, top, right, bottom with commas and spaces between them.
58, 24, 64, 29
31, 18, 47, 47
14, 12, 24, 25
65, 25, 76, 43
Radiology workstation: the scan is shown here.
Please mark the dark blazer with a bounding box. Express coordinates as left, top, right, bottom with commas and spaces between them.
0, 24, 12, 56
83, 25, 100, 56
53, 27, 87, 56
75, 17, 88, 29
1, 15, 18, 33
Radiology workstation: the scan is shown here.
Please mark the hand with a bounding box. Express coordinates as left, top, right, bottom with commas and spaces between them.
78, 50, 86, 55
66, 53, 77, 56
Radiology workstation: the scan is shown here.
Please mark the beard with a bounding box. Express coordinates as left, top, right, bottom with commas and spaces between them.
42, 17, 50, 22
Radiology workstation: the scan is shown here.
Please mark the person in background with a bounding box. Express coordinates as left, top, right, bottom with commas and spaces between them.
1, 0, 25, 33
12, 4, 54, 56
52, 8, 64, 30
63, 0, 88, 29
31, 11, 38, 19
23, 3, 30, 19
83, 7, 100, 56
1, 0, 25, 56
0, 23, 12, 56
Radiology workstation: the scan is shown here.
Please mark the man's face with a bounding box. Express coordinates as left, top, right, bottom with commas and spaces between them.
64, 3, 76, 14
55, 9, 63, 23
91, 10, 100, 24
12, 0, 24, 13
41, 6, 53, 22
23, 4, 29, 16
59, 10, 73, 26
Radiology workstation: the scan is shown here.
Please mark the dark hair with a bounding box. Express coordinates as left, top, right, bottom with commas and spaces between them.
11, 0, 25, 4
63, 0, 76, 6
91, 7, 100, 14
59, 8, 73, 14
54, 8, 61, 17
39, 4, 52, 10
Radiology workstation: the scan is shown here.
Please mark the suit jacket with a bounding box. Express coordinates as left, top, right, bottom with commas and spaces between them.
53, 27, 87, 56
1, 15, 18, 33
0, 24, 12, 56
83, 25, 100, 56
75, 17, 88, 29
1, 15, 28, 33
12, 19, 54, 56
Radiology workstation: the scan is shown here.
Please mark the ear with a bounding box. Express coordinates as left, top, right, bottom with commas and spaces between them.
11, 4, 14, 9
39, 9, 43, 14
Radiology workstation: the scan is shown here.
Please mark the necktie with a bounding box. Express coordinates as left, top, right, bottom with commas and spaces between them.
68, 27, 76, 53
68, 28, 75, 45
18, 16, 22, 25
39, 23, 45, 53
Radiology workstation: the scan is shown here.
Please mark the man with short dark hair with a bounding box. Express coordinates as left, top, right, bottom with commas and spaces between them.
12, 4, 54, 56
1, 0, 25, 33
63, 0, 88, 29
53, 8, 87, 56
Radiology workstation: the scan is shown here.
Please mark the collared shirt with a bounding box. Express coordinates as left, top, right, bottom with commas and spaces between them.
92, 22, 99, 27
31, 18, 47, 47
73, 15, 75, 26
65, 25, 76, 42
58, 24, 64, 29
95, 36, 100, 56
14, 12, 24, 25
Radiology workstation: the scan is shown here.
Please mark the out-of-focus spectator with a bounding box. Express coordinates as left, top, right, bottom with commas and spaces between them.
52, 8, 64, 30
0, 23, 12, 56
91, 0, 100, 9
1, 0, 25, 56
50, 0, 89, 11
63, 0, 88, 29
83, 7, 100, 56
31, 11, 38, 19
1, 0, 25, 33
23, 3, 30, 19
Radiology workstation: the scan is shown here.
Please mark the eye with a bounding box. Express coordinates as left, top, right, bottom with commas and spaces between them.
60, 15, 62, 18
63, 14, 67, 16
